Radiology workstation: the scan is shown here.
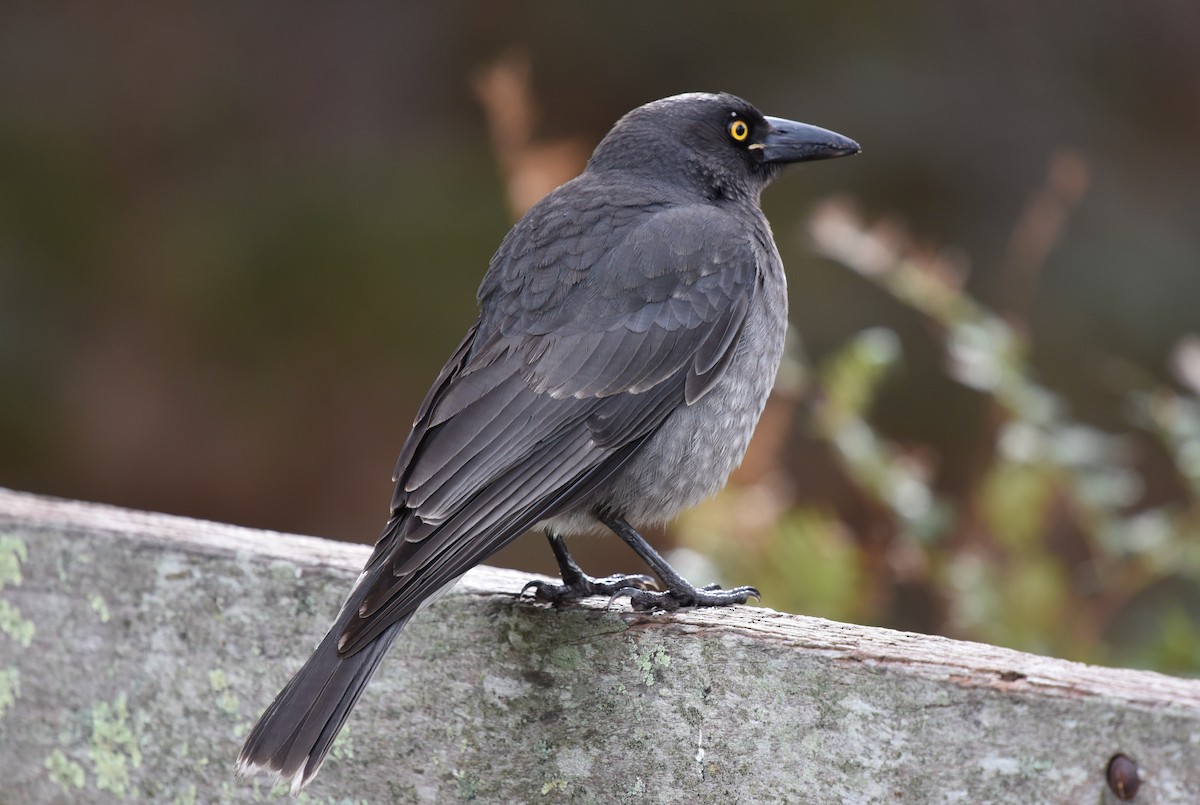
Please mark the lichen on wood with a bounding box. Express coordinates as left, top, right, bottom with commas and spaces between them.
1, 487, 1198, 803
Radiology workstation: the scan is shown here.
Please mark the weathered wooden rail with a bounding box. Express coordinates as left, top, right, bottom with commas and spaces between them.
1, 487, 1197, 803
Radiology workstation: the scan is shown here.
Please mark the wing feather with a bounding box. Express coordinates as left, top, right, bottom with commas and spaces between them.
342, 198, 765, 656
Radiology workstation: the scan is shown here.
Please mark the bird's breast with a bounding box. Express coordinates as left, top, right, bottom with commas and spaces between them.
549, 255, 789, 534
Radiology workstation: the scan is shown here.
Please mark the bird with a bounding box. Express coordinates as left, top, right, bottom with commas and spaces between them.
237, 91, 859, 794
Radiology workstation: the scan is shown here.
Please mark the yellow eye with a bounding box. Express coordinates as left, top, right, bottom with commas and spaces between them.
728, 119, 750, 142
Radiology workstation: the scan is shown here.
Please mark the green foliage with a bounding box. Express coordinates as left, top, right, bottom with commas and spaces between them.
679, 499, 866, 623
674, 202, 1200, 676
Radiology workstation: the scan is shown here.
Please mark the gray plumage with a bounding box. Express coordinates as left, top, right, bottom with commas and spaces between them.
237, 92, 858, 793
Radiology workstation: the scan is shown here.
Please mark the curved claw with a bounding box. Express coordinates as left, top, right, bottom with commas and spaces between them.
520, 579, 564, 603
716, 584, 761, 604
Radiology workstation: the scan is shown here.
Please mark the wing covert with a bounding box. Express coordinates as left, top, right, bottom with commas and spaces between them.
342, 201, 764, 655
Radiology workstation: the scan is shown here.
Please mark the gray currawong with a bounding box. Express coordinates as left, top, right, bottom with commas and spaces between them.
237, 92, 859, 793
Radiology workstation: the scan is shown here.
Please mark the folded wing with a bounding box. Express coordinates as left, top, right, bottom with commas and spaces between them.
338, 203, 762, 655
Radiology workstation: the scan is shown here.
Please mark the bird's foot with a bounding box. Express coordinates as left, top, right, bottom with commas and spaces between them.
610, 582, 760, 612
522, 572, 658, 606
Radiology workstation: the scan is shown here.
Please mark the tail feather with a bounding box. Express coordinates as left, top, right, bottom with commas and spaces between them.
237, 618, 407, 794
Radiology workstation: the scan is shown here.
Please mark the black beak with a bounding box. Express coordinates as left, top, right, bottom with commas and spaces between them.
754, 116, 861, 164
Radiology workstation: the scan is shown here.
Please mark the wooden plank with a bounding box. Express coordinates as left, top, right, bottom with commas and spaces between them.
1, 487, 1196, 803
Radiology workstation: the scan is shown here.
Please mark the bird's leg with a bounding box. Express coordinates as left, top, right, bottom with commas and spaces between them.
521, 531, 657, 606
598, 511, 760, 612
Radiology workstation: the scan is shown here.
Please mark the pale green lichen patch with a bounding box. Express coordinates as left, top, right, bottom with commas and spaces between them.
547, 643, 581, 670
270, 561, 301, 582
452, 767, 481, 800
1024, 757, 1055, 775
0, 536, 33, 647
540, 778, 568, 795
209, 668, 240, 717
88, 693, 143, 795
45, 748, 86, 792
0, 666, 18, 718
88, 593, 111, 623
631, 642, 671, 687
0, 536, 26, 588
0, 600, 34, 648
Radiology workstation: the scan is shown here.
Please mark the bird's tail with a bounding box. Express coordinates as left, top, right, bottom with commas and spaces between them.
236, 612, 407, 794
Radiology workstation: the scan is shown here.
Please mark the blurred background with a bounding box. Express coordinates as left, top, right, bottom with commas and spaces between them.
2, 2, 1198, 674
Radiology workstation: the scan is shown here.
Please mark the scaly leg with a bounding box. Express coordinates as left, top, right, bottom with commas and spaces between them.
598, 511, 760, 612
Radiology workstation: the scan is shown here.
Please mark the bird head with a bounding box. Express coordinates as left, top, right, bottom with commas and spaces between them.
586, 92, 860, 202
